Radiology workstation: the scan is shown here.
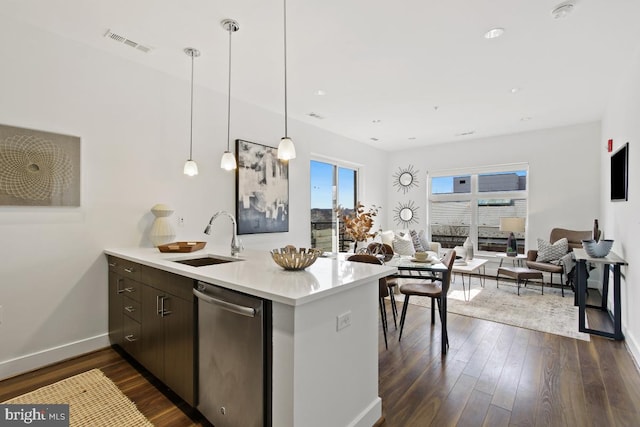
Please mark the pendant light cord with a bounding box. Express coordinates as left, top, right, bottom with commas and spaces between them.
227, 27, 233, 151
283, 0, 288, 138
189, 52, 195, 160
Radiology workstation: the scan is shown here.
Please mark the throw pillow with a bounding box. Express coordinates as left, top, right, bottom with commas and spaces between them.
536, 238, 569, 262
393, 233, 415, 256
409, 229, 426, 252
418, 230, 431, 252
380, 230, 395, 247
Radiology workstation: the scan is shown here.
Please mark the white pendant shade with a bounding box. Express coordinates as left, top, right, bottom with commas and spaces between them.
183, 159, 198, 176
220, 151, 237, 170
277, 137, 296, 160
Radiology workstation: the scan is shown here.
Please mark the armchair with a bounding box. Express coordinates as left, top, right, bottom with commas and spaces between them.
526, 228, 592, 296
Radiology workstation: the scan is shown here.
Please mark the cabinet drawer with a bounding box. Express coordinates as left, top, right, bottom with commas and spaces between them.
107, 256, 141, 282
120, 278, 142, 302
122, 315, 141, 358
123, 296, 141, 323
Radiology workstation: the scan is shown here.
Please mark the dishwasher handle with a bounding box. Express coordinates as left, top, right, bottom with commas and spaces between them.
193, 288, 256, 318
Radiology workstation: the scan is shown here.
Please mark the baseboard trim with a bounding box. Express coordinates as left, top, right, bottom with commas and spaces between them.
0, 333, 110, 380
347, 397, 382, 427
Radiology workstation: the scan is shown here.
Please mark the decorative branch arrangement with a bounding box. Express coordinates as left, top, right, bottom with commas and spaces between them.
336, 202, 380, 242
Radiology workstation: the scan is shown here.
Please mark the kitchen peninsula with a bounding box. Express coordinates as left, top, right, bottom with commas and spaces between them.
104, 245, 396, 427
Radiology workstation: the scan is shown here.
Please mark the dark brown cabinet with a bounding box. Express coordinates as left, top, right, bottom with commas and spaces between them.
107, 256, 196, 406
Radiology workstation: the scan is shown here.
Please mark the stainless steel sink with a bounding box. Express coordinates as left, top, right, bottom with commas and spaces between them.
172, 255, 240, 267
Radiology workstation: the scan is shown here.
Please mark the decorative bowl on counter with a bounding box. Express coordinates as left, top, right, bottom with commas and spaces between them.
157, 241, 206, 253
581, 239, 614, 258
271, 246, 322, 270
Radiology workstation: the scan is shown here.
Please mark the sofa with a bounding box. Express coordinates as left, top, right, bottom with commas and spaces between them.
378, 229, 442, 258
525, 227, 592, 296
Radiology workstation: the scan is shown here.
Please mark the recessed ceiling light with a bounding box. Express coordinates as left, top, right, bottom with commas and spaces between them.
372, 119, 382, 124
484, 28, 505, 39
314, 89, 326, 96
511, 87, 522, 94
456, 131, 475, 137
551, 2, 575, 19
370, 137, 379, 142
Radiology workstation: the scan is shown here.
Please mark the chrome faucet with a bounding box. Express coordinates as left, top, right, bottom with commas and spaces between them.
204, 211, 243, 256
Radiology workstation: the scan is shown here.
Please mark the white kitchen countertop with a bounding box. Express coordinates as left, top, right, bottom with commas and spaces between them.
104, 245, 397, 306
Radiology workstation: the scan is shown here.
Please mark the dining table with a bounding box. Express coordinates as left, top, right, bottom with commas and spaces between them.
384, 255, 451, 354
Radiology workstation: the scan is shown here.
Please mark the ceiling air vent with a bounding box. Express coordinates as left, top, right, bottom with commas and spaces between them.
104, 29, 154, 53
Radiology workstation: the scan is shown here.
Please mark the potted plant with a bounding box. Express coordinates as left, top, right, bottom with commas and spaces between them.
506, 247, 517, 257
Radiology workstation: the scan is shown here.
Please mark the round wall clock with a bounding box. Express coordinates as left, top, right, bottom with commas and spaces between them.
393, 200, 419, 227
393, 165, 419, 194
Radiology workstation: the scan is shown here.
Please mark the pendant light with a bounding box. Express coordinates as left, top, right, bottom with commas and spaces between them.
183, 47, 200, 176
277, 0, 296, 160
220, 19, 239, 171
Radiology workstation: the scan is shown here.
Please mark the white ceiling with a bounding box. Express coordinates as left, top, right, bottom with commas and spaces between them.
5, 0, 640, 151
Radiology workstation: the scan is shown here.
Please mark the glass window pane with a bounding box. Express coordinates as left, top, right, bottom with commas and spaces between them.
432, 175, 471, 194
310, 161, 335, 252
478, 170, 526, 192
310, 161, 358, 253
477, 199, 527, 253
337, 167, 357, 252
430, 201, 471, 249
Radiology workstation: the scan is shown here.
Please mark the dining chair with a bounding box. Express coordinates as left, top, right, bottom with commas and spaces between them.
347, 253, 391, 349
398, 249, 456, 348
367, 242, 398, 329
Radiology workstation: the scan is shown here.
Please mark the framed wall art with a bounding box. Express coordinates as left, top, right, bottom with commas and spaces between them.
235, 139, 289, 234
0, 124, 80, 206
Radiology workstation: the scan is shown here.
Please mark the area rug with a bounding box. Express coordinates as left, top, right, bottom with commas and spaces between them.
394, 275, 590, 341
3, 368, 153, 426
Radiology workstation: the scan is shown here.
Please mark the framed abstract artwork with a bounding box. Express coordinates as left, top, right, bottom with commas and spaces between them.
235, 139, 289, 234
0, 124, 80, 206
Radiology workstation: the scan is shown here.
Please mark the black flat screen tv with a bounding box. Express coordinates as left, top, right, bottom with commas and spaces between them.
611, 142, 629, 201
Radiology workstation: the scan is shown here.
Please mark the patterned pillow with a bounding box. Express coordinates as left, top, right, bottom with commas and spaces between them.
409, 230, 426, 252
418, 230, 431, 252
536, 238, 569, 262
393, 233, 415, 256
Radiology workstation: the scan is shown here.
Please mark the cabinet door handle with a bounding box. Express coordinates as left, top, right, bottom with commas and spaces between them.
160, 296, 172, 317
116, 278, 125, 294
108, 262, 117, 267
124, 267, 135, 274
124, 287, 134, 293
125, 334, 137, 342
124, 306, 135, 313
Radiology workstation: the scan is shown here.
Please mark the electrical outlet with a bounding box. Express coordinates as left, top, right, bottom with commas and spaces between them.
336, 311, 351, 331
178, 217, 185, 227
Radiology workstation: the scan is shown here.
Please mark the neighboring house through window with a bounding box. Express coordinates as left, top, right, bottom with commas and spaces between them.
428, 164, 528, 254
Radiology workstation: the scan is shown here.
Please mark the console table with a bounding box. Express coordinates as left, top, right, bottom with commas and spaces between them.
574, 248, 627, 340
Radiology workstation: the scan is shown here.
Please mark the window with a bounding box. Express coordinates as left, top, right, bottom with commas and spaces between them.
428, 165, 528, 254
310, 159, 358, 252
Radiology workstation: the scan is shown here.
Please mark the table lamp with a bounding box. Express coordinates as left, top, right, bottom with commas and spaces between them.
499, 217, 525, 254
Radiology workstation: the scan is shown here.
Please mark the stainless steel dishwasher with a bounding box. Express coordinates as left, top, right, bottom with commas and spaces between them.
193, 281, 271, 427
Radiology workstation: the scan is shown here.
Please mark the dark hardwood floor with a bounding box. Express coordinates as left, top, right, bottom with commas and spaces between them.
2, 301, 640, 426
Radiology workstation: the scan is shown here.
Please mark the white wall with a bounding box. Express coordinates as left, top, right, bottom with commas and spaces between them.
0, 16, 388, 378
386, 122, 602, 250
601, 47, 640, 362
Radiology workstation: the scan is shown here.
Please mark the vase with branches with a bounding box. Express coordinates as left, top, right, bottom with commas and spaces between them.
336, 202, 380, 251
